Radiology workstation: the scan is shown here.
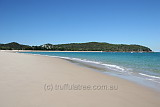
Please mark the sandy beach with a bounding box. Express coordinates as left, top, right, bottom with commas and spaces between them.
0, 51, 160, 107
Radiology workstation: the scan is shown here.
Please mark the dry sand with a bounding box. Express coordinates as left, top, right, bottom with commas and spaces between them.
0, 51, 160, 107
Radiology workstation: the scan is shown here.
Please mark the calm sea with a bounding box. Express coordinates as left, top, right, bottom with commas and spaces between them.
22, 52, 160, 90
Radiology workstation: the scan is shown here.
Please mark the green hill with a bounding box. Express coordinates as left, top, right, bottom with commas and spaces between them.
0, 42, 152, 52
51, 42, 152, 52
0, 42, 32, 50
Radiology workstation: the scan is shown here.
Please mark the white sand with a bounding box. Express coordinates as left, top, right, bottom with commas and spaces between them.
0, 51, 160, 107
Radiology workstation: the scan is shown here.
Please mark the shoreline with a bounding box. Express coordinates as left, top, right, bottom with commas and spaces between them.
0, 51, 160, 107
0, 50, 155, 53
66, 59, 160, 92
20, 51, 160, 91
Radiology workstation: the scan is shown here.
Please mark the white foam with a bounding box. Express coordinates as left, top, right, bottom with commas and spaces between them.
146, 79, 160, 84
55, 56, 125, 72
64, 57, 102, 65
139, 73, 160, 79
101, 64, 125, 71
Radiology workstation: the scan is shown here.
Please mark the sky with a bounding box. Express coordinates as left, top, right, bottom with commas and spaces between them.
0, 0, 160, 51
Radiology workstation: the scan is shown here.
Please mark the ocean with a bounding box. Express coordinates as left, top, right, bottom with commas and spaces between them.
21, 52, 160, 90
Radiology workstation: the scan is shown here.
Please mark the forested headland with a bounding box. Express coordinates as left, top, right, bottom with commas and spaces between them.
0, 42, 152, 52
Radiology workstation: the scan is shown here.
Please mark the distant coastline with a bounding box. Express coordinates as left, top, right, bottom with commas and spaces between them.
0, 42, 152, 52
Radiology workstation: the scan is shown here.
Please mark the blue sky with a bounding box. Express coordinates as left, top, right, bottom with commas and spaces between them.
0, 0, 160, 51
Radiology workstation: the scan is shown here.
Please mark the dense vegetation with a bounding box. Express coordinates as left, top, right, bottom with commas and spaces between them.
0, 42, 32, 50
0, 42, 152, 52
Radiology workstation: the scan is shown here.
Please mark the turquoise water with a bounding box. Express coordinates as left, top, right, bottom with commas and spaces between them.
22, 52, 160, 90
